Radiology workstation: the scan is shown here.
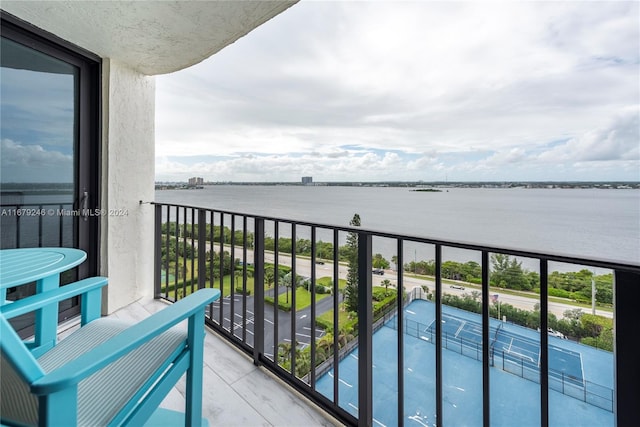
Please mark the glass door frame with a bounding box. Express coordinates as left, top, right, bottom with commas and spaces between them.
1, 11, 101, 324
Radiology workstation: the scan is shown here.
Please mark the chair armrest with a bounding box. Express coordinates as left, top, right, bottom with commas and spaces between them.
0, 277, 108, 320
31, 288, 220, 395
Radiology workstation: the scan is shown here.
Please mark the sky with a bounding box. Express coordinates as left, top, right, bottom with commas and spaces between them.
155, 1, 640, 183
1, 66, 75, 183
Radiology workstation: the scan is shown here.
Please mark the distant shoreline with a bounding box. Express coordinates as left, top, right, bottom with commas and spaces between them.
155, 181, 640, 190
2, 181, 636, 191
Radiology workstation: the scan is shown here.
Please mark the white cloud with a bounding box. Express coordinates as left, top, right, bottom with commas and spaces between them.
155, 1, 639, 182
536, 109, 639, 163
1, 139, 73, 183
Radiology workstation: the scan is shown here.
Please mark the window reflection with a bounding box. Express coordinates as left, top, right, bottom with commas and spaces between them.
1, 36, 77, 249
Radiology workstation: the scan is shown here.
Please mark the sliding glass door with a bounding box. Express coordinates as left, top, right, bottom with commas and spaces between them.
1, 13, 100, 331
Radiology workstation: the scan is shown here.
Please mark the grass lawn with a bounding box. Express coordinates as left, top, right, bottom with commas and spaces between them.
161, 260, 336, 311
163, 275, 256, 299
160, 258, 257, 298
277, 287, 330, 311
318, 308, 351, 331
317, 276, 347, 291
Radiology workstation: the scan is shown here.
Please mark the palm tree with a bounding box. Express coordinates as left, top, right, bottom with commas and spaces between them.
282, 272, 294, 304
295, 351, 311, 378
277, 341, 293, 365
265, 265, 275, 288
282, 271, 303, 304
337, 331, 355, 349
315, 334, 334, 363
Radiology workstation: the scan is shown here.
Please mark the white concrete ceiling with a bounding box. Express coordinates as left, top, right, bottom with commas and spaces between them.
1, 1, 297, 75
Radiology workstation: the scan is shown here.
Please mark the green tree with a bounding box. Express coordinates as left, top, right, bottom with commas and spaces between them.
442, 260, 464, 280
234, 270, 242, 287
580, 313, 613, 350
372, 253, 390, 269
316, 241, 334, 260
490, 254, 529, 290
296, 238, 311, 255
295, 350, 311, 378
169, 259, 185, 280
462, 261, 482, 282
204, 250, 233, 280
316, 333, 334, 362
548, 270, 613, 305
281, 272, 304, 304
264, 265, 275, 288
594, 274, 613, 305
160, 234, 196, 263
343, 214, 361, 313
282, 272, 294, 304
277, 341, 293, 365
404, 259, 436, 276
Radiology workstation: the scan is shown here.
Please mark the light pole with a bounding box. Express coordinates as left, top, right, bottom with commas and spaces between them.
591, 272, 597, 315
492, 294, 501, 320
414, 249, 416, 274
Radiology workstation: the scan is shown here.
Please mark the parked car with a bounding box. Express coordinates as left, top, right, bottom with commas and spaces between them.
449, 285, 465, 290
372, 269, 384, 275
547, 328, 566, 339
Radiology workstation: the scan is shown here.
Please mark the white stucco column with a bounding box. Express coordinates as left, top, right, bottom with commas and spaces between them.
100, 59, 156, 314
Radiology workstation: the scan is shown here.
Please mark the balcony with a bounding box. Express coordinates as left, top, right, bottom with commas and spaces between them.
2, 2, 638, 423
151, 202, 640, 426
58, 295, 335, 426
3, 198, 638, 426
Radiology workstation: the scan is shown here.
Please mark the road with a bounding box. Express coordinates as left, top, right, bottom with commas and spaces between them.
233, 246, 612, 320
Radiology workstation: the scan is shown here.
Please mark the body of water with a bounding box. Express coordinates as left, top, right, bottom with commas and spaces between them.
155, 185, 639, 268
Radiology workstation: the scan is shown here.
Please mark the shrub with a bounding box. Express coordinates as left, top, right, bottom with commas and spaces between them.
315, 284, 330, 294
264, 296, 292, 312
315, 317, 334, 334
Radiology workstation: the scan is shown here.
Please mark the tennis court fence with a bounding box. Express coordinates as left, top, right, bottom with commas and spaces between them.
383, 315, 613, 412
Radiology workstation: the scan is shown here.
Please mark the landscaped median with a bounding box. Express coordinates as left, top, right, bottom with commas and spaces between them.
263, 276, 342, 311
160, 257, 256, 299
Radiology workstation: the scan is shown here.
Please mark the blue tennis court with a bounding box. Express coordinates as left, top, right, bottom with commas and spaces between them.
316, 299, 612, 426
425, 313, 584, 385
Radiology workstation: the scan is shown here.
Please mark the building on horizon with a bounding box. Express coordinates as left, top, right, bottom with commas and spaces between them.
188, 177, 204, 186
302, 176, 313, 185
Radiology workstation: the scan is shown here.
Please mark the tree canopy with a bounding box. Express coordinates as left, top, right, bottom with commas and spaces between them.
343, 214, 361, 313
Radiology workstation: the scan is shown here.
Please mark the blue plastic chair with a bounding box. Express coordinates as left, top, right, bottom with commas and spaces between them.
0, 277, 220, 427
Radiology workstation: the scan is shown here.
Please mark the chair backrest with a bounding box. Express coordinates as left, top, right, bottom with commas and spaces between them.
0, 314, 43, 426
1, 285, 219, 427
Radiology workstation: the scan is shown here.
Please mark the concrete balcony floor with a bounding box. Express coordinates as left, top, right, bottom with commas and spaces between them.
58, 296, 339, 427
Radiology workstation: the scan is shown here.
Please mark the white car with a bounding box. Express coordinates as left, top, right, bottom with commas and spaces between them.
547, 328, 566, 339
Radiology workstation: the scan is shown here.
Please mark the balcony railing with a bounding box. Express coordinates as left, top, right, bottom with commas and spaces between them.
0, 201, 75, 249
153, 202, 639, 427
